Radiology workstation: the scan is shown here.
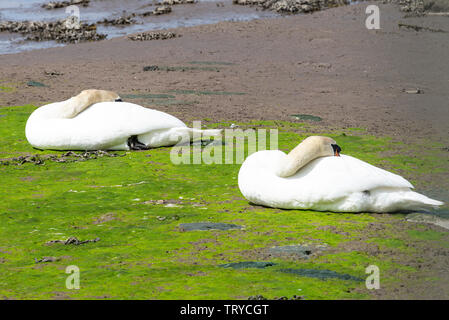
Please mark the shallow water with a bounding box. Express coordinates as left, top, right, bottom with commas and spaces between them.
0, 0, 279, 54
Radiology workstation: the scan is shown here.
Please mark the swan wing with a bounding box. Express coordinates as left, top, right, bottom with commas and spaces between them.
289, 154, 414, 200
73, 102, 186, 134
26, 102, 187, 150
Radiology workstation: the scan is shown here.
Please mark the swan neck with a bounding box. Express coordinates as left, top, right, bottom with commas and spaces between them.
56, 92, 96, 119
276, 141, 323, 178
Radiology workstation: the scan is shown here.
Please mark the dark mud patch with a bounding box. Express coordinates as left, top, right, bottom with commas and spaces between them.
239, 243, 327, 262
267, 244, 325, 259
44, 70, 64, 77
19, 176, 36, 182
279, 268, 364, 282
219, 261, 276, 269
27, 81, 47, 87
179, 222, 243, 231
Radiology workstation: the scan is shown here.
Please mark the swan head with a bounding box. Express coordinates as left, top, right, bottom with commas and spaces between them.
276, 136, 342, 178
78, 89, 121, 103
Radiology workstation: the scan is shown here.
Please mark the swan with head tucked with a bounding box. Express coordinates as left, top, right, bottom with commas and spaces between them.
238, 136, 444, 213
25, 89, 222, 150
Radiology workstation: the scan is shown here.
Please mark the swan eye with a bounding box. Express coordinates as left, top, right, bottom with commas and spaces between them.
331, 144, 341, 156
115, 98, 123, 102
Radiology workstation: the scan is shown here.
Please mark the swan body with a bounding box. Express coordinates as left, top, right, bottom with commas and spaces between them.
238, 136, 444, 213
25, 90, 221, 150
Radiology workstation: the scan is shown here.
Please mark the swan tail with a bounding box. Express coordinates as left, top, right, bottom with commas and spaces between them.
137, 127, 223, 148
375, 188, 445, 212
407, 191, 444, 208
189, 128, 223, 137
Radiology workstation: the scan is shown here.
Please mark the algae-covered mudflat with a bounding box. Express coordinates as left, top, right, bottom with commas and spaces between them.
1, 104, 448, 299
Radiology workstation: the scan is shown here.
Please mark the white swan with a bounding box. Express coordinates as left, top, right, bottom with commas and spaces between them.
238, 136, 444, 213
25, 89, 222, 150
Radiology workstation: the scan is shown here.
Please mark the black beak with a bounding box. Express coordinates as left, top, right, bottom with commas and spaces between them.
115, 98, 123, 102
331, 144, 341, 157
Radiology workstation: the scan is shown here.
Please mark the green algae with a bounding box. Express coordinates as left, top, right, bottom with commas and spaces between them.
0, 104, 447, 299
0, 85, 14, 93
0, 81, 20, 93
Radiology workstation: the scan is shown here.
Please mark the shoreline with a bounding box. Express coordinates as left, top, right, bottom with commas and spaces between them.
0, 0, 280, 55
